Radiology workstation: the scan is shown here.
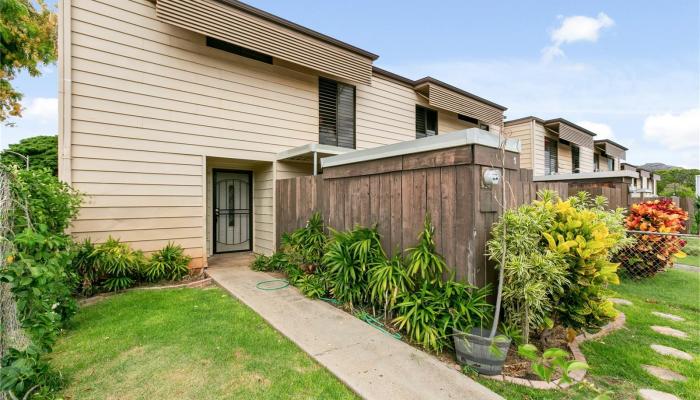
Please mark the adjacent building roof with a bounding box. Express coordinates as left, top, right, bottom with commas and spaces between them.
505, 116, 597, 137
594, 139, 629, 151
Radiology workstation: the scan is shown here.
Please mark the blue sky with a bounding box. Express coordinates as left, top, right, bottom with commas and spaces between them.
2, 0, 698, 167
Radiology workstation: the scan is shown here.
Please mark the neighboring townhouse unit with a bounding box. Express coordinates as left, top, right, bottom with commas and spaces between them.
58, 0, 507, 268
593, 139, 627, 172
622, 163, 660, 197
503, 116, 596, 176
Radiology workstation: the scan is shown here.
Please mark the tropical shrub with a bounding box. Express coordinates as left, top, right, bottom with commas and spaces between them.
144, 242, 191, 281
486, 201, 569, 343
393, 280, 492, 352
89, 237, 147, 291
619, 199, 689, 277
323, 226, 385, 308
405, 216, 447, 284
543, 192, 627, 331
283, 212, 327, 270
367, 254, 412, 319
0, 167, 80, 397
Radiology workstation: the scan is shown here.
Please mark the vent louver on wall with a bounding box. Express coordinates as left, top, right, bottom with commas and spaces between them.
557, 123, 594, 149
425, 83, 503, 126
155, 0, 374, 84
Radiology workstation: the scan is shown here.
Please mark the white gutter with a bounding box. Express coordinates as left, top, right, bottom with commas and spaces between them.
321, 128, 520, 169
533, 170, 639, 182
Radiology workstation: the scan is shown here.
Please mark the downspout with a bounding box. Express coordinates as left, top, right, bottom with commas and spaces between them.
58, 0, 72, 186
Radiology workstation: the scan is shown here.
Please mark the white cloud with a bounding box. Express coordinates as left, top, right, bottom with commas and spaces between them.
643, 108, 700, 152
576, 121, 614, 139
22, 97, 58, 124
542, 13, 615, 62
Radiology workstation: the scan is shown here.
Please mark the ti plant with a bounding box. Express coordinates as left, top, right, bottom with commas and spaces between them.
367, 254, 413, 320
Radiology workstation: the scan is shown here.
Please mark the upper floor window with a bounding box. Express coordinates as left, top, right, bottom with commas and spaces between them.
319, 77, 355, 148
571, 145, 580, 173
594, 153, 600, 171
416, 106, 437, 138
607, 158, 615, 171
544, 137, 558, 175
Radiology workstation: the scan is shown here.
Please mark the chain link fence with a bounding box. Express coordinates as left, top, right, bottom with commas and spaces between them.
0, 170, 32, 400
615, 230, 700, 278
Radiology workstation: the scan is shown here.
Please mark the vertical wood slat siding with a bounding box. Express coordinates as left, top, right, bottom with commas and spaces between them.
155, 0, 374, 84
276, 161, 641, 290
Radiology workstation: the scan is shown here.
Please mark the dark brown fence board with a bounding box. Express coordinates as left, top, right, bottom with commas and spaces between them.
439, 166, 457, 272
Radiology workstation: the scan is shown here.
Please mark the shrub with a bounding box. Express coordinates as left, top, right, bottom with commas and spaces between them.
323, 226, 385, 308
405, 215, 447, 284
71, 238, 99, 295
544, 192, 627, 332
487, 191, 626, 337
367, 254, 413, 319
619, 199, 689, 277
90, 237, 147, 292
0, 167, 80, 398
487, 200, 569, 343
283, 212, 327, 270
393, 280, 492, 352
144, 242, 191, 281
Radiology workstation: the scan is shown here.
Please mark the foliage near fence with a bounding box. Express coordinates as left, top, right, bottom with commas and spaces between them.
0, 167, 80, 399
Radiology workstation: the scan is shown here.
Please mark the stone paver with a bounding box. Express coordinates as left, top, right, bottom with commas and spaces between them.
642, 365, 687, 382
207, 265, 502, 400
652, 311, 685, 322
611, 298, 632, 306
651, 325, 688, 339
638, 388, 681, 400
650, 344, 693, 361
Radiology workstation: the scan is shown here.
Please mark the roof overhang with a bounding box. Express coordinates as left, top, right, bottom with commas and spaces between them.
276, 143, 354, 162
595, 139, 628, 159
155, 0, 375, 84
533, 170, 639, 182
321, 128, 520, 169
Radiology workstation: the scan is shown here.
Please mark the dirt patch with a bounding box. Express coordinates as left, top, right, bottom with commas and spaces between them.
233, 347, 251, 362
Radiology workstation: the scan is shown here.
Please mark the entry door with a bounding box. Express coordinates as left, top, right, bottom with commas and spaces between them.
214, 170, 252, 253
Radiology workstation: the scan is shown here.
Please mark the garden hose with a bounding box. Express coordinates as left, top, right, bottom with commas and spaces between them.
320, 297, 341, 305
255, 279, 290, 291
360, 314, 401, 340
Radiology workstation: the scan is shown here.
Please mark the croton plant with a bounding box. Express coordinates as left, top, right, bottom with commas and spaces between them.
619, 199, 688, 277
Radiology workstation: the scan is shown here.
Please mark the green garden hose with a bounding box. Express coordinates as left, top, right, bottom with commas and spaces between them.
359, 313, 401, 340
255, 279, 289, 291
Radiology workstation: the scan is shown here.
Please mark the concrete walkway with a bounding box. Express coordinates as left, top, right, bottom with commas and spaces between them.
207, 264, 502, 400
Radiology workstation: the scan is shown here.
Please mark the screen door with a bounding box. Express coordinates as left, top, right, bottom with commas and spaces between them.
214, 170, 252, 253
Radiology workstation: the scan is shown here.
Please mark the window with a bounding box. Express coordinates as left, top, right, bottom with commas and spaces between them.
571, 145, 580, 173
206, 37, 273, 64
479, 123, 490, 131
544, 137, 558, 175
416, 106, 437, 138
594, 153, 600, 171
319, 77, 355, 148
458, 114, 478, 124
607, 157, 615, 171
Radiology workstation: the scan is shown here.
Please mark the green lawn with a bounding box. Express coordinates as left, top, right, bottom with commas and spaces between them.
50, 287, 356, 400
681, 236, 700, 267
480, 269, 700, 400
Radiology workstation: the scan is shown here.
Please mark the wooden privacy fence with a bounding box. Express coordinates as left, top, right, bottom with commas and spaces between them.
276, 144, 567, 287
276, 143, 698, 287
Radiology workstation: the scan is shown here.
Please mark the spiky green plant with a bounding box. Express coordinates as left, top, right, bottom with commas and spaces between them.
145, 242, 191, 281
367, 254, 412, 319
405, 215, 447, 284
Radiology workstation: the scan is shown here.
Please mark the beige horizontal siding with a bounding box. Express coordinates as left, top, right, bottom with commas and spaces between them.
579, 147, 594, 173
558, 143, 572, 174
504, 121, 533, 170
533, 123, 546, 176
155, 0, 373, 84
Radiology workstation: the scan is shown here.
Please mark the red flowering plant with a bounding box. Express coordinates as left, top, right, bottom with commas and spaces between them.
618, 199, 688, 277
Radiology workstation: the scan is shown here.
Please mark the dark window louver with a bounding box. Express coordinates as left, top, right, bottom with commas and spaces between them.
319, 77, 355, 148
206, 37, 272, 64
571, 145, 580, 173
415, 106, 437, 138
544, 137, 558, 175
